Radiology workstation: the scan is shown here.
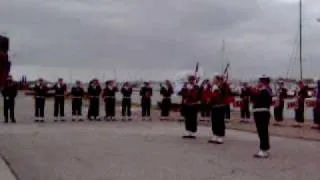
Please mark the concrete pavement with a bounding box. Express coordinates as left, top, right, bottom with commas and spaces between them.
0, 121, 319, 180
0, 155, 17, 180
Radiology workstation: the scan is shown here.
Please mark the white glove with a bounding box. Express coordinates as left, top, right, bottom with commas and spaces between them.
212, 84, 219, 91
187, 84, 193, 90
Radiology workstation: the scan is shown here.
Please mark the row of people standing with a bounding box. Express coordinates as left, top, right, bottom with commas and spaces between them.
1, 77, 158, 122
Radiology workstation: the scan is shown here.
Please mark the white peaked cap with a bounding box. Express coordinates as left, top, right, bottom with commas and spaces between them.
259, 74, 269, 79
213, 73, 222, 77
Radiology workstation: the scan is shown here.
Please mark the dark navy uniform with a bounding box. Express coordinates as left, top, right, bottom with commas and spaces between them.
160, 83, 173, 120
1, 78, 18, 123
223, 82, 232, 122
71, 83, 85, 121
180, 79, 199, 138
178, 83, 188, 121
87, 81, 102, 120
294, 83, 308, 126
313, 80, 320, 129
199, 81, 211, 120
274, 85, 287, 124
33, 81, 49, 122
140, 83, 152, 120
103, 83, 118, 121
121, 83, 132, 121
252, 76, 272, 158
240, 85, 251, 122
52, 81, 67, 121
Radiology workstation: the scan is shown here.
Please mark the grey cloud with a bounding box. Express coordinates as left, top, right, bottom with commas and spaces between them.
0, 0, 320, 81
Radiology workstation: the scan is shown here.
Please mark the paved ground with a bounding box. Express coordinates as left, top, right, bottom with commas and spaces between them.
0, 122, 319, 180
0, 156, 16, 180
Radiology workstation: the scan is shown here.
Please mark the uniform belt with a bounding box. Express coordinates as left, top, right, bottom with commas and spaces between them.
55, 95, 64, 97
186, 103, 199, 105
252, 108, 269, 112
104, 96, 115, 98
89, 96, 100, 98
212, 104, 225, 108
123, 97, 131, 99
35, 96, 45, 98
72, 97, 82, 99
163, 97, 171, 99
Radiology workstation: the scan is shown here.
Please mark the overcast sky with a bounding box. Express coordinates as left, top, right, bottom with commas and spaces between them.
1, 0, 320, 81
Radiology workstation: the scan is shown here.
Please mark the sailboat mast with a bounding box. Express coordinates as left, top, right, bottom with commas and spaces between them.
299, 0, 303, 81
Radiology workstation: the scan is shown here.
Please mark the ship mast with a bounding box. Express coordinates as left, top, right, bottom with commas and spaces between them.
299, 0, 303, 81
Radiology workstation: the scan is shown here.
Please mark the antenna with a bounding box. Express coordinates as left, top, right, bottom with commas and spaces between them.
299, 0, 303, 81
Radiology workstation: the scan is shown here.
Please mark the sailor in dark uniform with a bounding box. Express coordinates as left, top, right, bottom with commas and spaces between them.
208, 74, 228, 144
71, 80, 85, 122
293, 81, 308, 127
103, 80, 118, 121
1, 75, 18, 123
178, 82, 188, 122
121, 82, 133, 121
160, 80, 174, 121
199, 79, 211, 121
223, 82, 232, 123
140, 82, 152, 121
312, 80, 320, 129
240, 82, 251, 123
273, 80, 288, 126
32, 78, 49, 123
87, 79, 102, 121
181, 75, 200, 139
252, 75, 273, 158
52, 78, 67, 122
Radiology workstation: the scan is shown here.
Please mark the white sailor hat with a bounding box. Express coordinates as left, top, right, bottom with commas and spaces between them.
213, 73, 222, 77
259, 74, 270, 83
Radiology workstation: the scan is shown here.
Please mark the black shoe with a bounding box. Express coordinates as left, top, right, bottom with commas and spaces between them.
4, 121, 8, 124
208, 139, 224, 144
72, 119, 76, 122
128, 118, 132, 121
182, 135, 196, 139
11, 120, 16, 124
292, 124, 302, 128
40, 120, 45, 123
54, 119, 58, 122
34, 119, 39, 123
78, 119, 84, 122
